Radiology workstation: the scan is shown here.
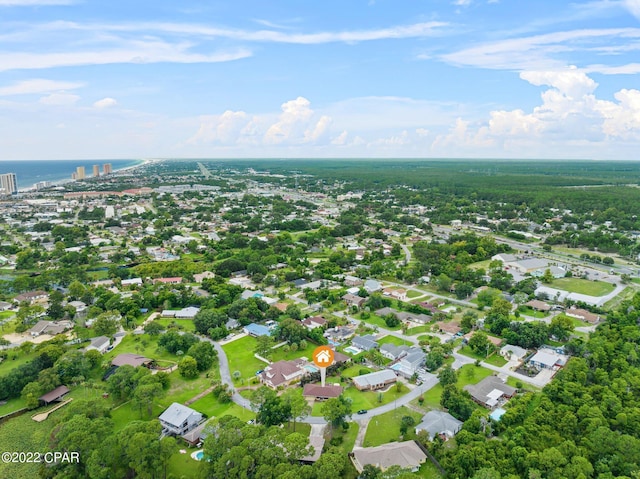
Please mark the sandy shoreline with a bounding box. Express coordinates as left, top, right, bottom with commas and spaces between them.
17, 158, 154, 193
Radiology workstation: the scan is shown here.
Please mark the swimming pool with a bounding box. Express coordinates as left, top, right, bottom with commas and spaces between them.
344, 346, 361, 355
191, 450, 204, 461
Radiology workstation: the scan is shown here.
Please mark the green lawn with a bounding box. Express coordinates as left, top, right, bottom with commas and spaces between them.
189, 394, 255, 422
358, 313, 402, 331
222, 335, 267, 382
406, 290, 424, 299
111, 401, 166, 431
154, 318, 196, 332
456, 364, 494, 388
340, 365, 371, 378
335, 421, 359, 452
377, 335, 413, 347
104, 333, 179, 363
0, 396, 27, 416
0, 349, 39, 376
311, 383, 411, 416
407, 325, 435, 336
162, 373, 217, 407
550, 277, 615, 296
0, 311, 14, 320
166, 448, 204, 478
362, 406, 423, 447
0, 410, 51, 479
517, 306, 549, 319
458, 346, 508, 367
270, 341, 317, 363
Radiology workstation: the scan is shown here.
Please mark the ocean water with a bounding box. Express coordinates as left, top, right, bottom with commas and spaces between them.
0, 159, 144, 190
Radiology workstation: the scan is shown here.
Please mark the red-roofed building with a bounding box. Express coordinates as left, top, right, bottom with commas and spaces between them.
259, 360, 306, 389
302, 383, 343, 400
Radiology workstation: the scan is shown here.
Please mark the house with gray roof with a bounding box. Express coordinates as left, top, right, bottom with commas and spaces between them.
464, 376, 517, 409
500, 344, 528, 362
363, 279, 382, 293
352, 334, 378, 352
351, 440, 427, 473
159, 402, 203, 436
352, 369, 397, 391
380, 343, 410, 361
415, 410, 463, 440
393, 348, 426, 378
86, 336, 110, 354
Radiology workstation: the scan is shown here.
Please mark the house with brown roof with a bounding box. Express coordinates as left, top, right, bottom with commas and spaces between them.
342, 294, 366, 308
565, 307, 600, 324
14, 290, 49, 305
302, 383, 344, 400
435, 321, 462, 335
302, 316, 327, 330
259, 360, 306, 389
111, 353, 152, 368
39, 385, 70, 405
525, 299, 551, 312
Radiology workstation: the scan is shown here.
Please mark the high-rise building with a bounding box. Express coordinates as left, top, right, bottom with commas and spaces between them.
0, 173, 17, 195
93, 165, 100, 177
103, 163, 112, 175
76, 166, 86, 180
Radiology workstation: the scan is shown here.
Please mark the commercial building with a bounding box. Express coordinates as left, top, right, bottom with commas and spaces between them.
93, 164, 100, 177
0, 173, 17, 195
76, 166, 86, 180
103, 163, 113, 174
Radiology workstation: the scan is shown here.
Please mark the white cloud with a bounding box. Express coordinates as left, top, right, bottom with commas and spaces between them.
38, 92, 79, 105
625, 0, 640, 19
520, 67, 598, 98
0, 78, 83, 96
188, 110, 250, 144
331, 130, 349, 145
440, 28, 640, 70
0, 42, 251, 72
264, 97, 331, 145
432, 70, 640, 157
416, 128, 430, 137
93, 97, 117, 109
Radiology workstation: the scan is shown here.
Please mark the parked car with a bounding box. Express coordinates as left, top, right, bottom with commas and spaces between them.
357, 409, 367, 415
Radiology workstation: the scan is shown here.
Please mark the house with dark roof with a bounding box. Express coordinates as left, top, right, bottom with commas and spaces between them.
259, 360, 306, 389
415, 410, 463, 440
464, 376, 517, 409
159, 403, 203, 436
39, 385, 70, 405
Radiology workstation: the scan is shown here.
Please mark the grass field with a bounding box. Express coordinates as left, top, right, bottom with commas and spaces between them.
189, 394, 255, 422
333, 421, 359, 451
0, 410, 51, 479
103, 333, 178, 363
154, 318, 196, 332
517, 306, 549, 319
167, 450, 204, 478
406, 290, 424, 299
406, 325, 435, 336
458, 346, 508, 367
550, 277, 615, 296
222, 335, 266, 381
311, 382, 410, 416
0, 396, 27, 416
0, 350, 37, 376
362, 406, 423, 447
377, 335, 413, 347
340, 365, 371, 378
358, 312, 402, 331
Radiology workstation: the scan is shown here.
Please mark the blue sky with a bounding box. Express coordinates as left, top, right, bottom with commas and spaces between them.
0, 0, 639, 160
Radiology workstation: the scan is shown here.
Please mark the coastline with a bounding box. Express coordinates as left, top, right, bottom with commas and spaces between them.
16, 159, 150, 193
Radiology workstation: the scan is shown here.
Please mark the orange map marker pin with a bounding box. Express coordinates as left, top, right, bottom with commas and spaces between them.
313, 346, 334, 386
